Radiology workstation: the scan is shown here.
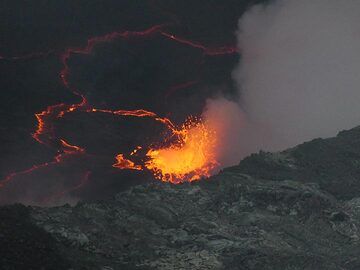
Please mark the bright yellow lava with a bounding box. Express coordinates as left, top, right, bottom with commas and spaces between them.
145, 118, 219, 183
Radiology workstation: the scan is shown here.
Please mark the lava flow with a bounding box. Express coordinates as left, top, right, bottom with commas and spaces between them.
112, 117, 220, 183
113, 154, 142, 171
1, 23, 237, 201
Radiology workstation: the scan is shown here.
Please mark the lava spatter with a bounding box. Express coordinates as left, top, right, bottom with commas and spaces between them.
145, 117, 219, 183
1, 23, 237, 199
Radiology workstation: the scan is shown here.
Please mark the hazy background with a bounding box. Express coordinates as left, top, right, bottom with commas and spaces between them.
227, 0, 360, 158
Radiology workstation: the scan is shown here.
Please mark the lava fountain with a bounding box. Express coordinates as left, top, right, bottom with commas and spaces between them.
145, 118, 219, 183
112, 116, 221, 184
142, 97, 246, 184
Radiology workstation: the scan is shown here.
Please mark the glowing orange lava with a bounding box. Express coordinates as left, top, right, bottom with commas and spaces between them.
145, 118, 219, 183
113, 154, 142, 171
60, 139, 85, 154
0, 24, 237, 197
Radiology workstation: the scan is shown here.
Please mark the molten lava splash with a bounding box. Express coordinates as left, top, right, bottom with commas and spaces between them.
113, 154, 142, 171
145, 118, 219, 183
130, 146, 142, 156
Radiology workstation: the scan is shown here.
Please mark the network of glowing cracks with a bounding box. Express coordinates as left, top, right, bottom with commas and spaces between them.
0, 24, 237, 196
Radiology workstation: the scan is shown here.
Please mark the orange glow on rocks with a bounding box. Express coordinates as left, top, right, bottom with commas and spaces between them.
145, 118, 219, 183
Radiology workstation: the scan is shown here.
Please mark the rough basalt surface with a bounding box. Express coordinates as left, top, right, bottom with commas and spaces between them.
3, 126, 360, 269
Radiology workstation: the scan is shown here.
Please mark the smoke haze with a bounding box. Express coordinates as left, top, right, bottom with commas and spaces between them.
229, 0, 360, 157
202, 97, 246, 169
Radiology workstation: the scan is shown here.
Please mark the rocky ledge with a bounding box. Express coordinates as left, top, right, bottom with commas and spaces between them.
3, 126, 360, 269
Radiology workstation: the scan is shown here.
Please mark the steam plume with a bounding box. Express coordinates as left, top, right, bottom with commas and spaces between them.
227, 0, 360, 158
202, 97, 246, 168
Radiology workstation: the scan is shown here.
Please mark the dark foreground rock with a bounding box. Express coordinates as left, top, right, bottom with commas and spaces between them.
3, 126, 360, 269
0, 204, 70, 270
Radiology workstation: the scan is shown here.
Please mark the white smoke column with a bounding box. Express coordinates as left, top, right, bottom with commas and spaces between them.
202, 97, 248, 168
233, 0, 360, 152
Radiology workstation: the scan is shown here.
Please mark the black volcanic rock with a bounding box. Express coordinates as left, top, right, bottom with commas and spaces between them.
237, 126, 360, 199
0, 204, 69, 270
3, 126, 360, 269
